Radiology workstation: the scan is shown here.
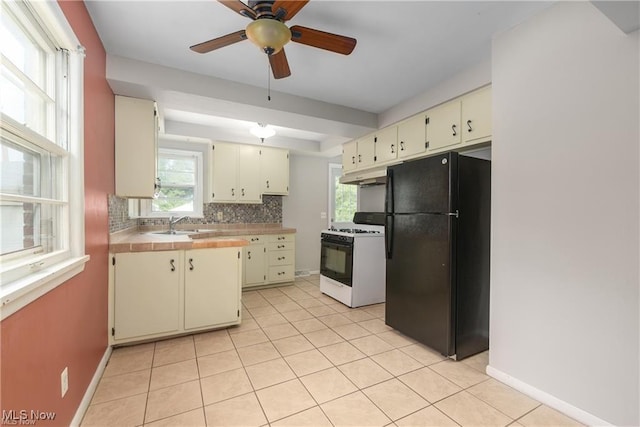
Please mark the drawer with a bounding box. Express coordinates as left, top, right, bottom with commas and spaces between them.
268, 250, 294, 266
268, 241, 295, 251
268, 234, 294, 243
268, 265, 294, 283
243, 235, 266, 245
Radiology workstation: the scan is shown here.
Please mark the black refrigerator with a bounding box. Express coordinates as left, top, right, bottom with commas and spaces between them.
385, 151, 490, 360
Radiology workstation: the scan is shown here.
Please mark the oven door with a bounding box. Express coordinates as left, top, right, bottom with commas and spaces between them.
320, 238, 353, 287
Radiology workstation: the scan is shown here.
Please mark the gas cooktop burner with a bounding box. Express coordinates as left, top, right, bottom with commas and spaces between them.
329, 228, 381, 234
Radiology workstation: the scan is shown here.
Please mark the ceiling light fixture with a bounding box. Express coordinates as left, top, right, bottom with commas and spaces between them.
250, 123, 276, 140
245, 18, 291, 55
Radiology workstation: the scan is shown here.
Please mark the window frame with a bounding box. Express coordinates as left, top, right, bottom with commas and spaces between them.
328, 163, 359, 229
0, 0, 88, 320
132, 146, 204, 219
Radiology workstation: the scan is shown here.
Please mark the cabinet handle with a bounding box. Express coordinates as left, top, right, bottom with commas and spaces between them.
278, 236, 284, 240
170, 259, 175, 272
452, 124, 457, 136
278, 256, 285, 261
231, 188, 235, 196
351, 156, 355, 164
266, 180, 270, 188
358, 154, 362, 163
278, 244, 285, 248
467, 119, 473, 132
390, 144, 395, 154
400, 141, 405, 151
189, 258, 194, 271
248, 251, 251, 260
241, 188, 245, 196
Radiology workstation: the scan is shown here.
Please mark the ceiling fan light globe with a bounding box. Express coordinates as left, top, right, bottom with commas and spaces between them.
250, 123, 276, 139
246, 19, 291, 55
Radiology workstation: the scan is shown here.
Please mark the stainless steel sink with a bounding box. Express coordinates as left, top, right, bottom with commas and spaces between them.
150, 230, 199, 235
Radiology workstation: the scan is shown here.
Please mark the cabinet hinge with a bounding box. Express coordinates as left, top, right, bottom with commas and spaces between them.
112, 256, 115, 266
212, 192, 215, 198
264, 275, 266, 280
264, 247, 266, 253
259, 149, 262, 155
374, 156, 377, 161
237, 309, 240, 317
287, 154, 289, 159
238, 251, 241, 259
111, 327, 115, 336
425, 141, 429, 149
374, 137, 377, 143
212, 145, 215, 151
425, 117, 430, 125
286, 186, 288, 191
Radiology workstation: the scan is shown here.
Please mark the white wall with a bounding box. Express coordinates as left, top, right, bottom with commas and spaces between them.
283, 154, 339, 273
491, 3, 639, 425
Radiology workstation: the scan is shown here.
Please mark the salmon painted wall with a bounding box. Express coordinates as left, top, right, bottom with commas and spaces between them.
0, 1, 114, 425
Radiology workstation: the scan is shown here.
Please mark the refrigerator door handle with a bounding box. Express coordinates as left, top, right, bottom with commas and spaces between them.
385, 214, 394, 259
385, 169, 394, 214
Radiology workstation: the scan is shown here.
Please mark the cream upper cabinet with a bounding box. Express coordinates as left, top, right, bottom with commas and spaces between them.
426, 100, 462, 151
397, 114, 427, 159
374, 126, 398, 164
342, 140, 358, 172
237, 145, 262, 203
209, 143, 261, 203
115, 95, 158, 198
184, 247, 241, 330
462, 86, 492, 144
113, 251, 180, 340
260, 147, 289, 195
357, 135, 376, 169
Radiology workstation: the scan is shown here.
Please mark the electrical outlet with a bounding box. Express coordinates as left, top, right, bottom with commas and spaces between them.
216, 211, 223, 221
61, 367, 68, 397
320, 212, 327, 219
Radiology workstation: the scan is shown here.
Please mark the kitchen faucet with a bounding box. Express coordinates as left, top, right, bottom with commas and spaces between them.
168, 215, 189, 234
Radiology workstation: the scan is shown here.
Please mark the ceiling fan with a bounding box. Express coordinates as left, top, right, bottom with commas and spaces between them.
190, 0, 357, 79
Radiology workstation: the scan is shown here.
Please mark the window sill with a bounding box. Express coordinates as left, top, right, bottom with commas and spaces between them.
0, 255, 90, 320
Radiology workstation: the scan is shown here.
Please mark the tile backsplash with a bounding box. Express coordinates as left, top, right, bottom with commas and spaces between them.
108, 194, 283, 233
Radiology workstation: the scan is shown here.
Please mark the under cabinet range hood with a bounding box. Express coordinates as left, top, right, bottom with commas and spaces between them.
340, 166, 387, 185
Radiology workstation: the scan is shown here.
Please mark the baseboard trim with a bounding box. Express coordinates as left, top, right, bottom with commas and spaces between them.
70, 345, 112, 427
486, 365, 612, 426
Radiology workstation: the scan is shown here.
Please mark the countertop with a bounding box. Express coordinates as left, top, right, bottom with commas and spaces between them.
109, 225, 296, 253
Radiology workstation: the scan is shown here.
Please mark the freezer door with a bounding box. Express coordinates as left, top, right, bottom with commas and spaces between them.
385, 213, 455, 356
387, 152, 457, 214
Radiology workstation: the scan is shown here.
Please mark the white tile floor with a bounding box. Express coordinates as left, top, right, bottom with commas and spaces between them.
81, 275, 583, 426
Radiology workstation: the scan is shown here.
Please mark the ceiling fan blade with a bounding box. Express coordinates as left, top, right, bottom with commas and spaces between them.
271, 0, 309, 21
190, 30, 247, 53
217, 0, 256, 19
269, 49, 291, 79
290, 25, 356, 55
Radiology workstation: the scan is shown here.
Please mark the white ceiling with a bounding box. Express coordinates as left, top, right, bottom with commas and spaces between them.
85, 1, 553, 155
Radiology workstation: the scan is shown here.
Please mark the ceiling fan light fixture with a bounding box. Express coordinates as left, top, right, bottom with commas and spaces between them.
250, 123, 276, 139
245, 18, 291, 55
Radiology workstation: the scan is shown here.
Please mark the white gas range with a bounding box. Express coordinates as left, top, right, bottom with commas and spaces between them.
319, 221, 386, 308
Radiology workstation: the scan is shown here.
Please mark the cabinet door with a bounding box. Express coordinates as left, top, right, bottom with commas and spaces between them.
426, 100, 461, 151
210, 143, 238, 202
398, 114, 427, 159
374, 126, 398, 164
244, 244, 266, 287
238, 145, 262, 203
260, 147, 289, 195
184, 248, 241, 329
115, 96, 158, 198
114, 251, 180, 340
342, 140, 358, 172
357, 135, 376, 169
462, 86, 492, 143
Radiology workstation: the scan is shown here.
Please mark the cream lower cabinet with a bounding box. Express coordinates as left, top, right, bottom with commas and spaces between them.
111, 247, 242, 344
267, 234, 295, 284
185, 247, 241, 330
113, 251, 181, 341
243, 235, 267, 289
241, 233, 296, 287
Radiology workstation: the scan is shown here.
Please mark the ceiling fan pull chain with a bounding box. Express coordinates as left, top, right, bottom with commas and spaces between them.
267, 61, 271, 101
